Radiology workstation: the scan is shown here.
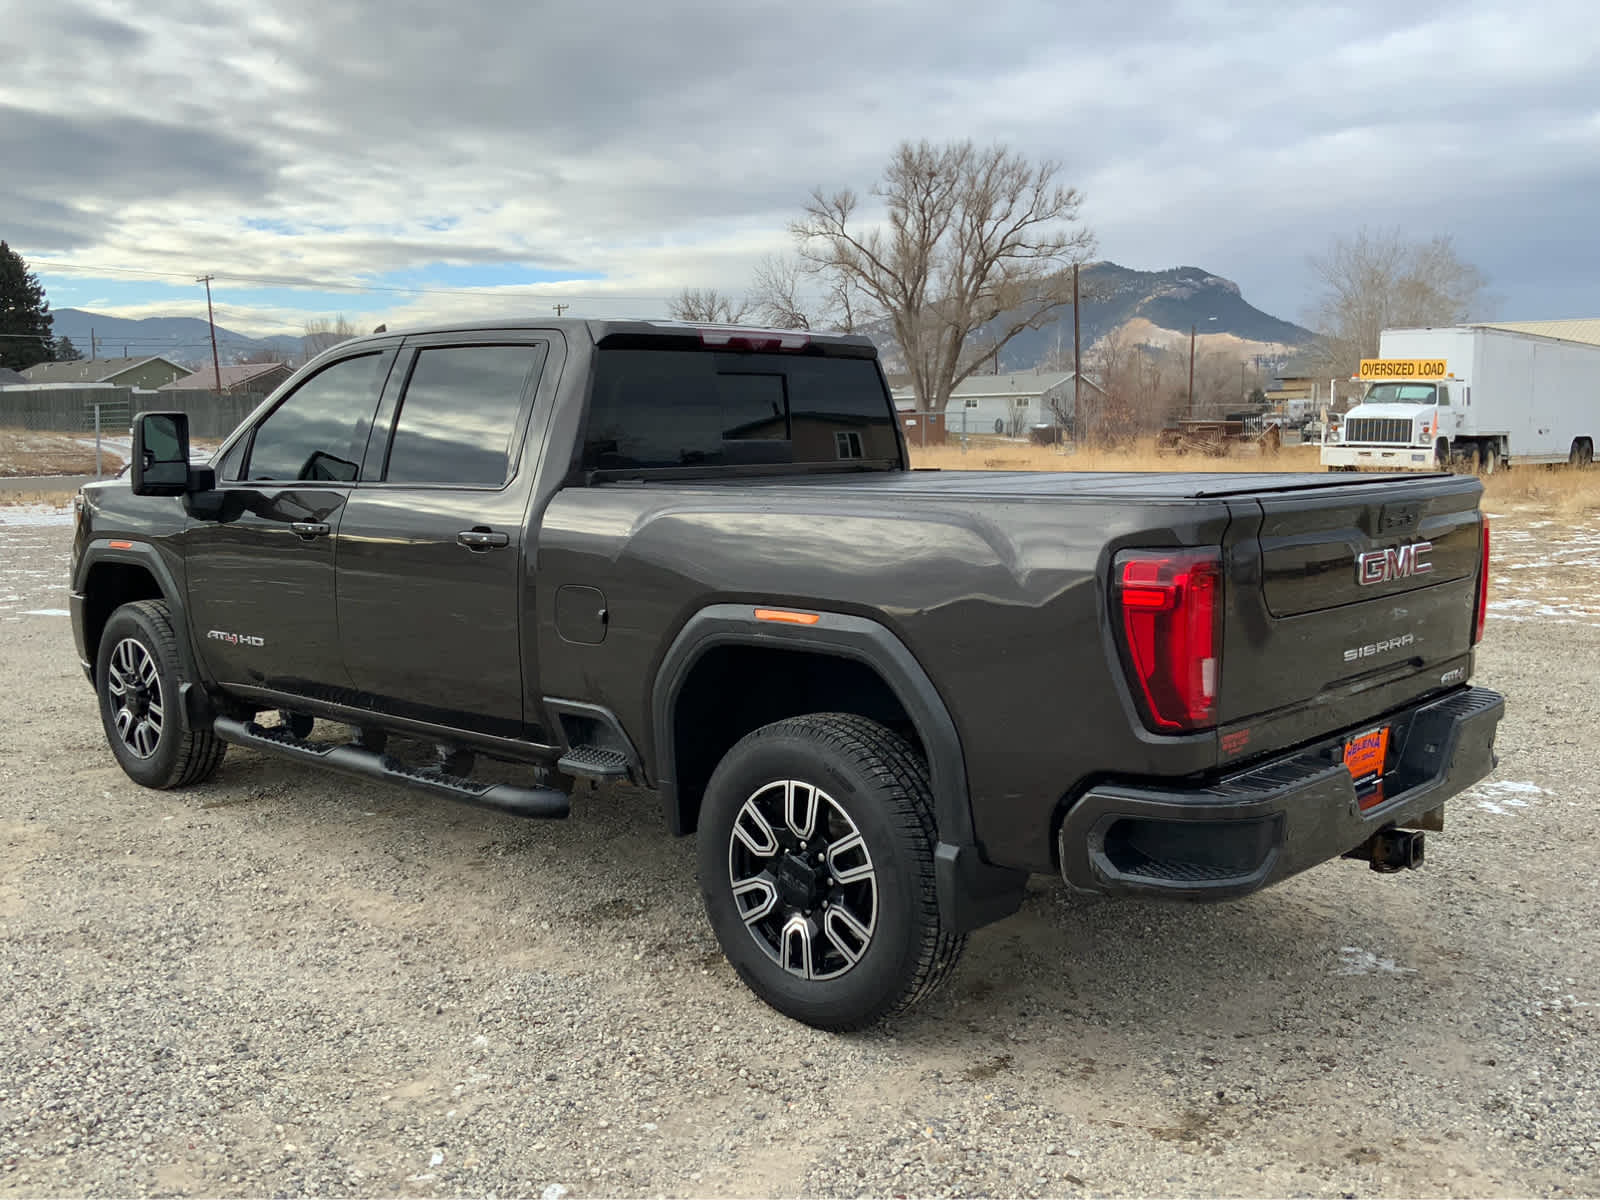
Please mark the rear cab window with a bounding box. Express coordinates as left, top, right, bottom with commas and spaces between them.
582, 346, 901, 475
381, 343, 547, 487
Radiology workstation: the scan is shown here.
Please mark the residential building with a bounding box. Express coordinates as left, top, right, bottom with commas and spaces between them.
20, 355, 189, 390
159, 361, 293, 394
891, 369, 1082, 436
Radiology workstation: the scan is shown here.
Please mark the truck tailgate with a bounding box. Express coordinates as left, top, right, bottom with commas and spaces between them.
1216, 473, 1483, 759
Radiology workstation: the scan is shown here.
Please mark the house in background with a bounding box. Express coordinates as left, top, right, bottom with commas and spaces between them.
21, 355, 189, 390
1265, 357, 1320, 418
160, 361, 293, 395
892, 370, 1081, 437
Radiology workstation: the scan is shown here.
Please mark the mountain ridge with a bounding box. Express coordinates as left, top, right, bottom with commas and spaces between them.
981, 261, 1313, 370
49, 310, 303, 366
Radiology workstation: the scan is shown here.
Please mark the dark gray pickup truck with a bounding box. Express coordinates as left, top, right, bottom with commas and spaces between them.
71, 318, 1503, 1029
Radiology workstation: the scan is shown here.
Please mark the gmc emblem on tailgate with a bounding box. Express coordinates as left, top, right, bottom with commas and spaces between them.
1357, 541, 1433, 585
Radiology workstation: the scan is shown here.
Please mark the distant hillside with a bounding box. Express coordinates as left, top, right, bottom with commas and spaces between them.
51, 309, 303, 367
876, 262, 1314, 373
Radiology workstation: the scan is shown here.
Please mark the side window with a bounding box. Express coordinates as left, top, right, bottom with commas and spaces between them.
1436, 385, 1450, 406
383, 344, 545, 487
245, 354, 384, 482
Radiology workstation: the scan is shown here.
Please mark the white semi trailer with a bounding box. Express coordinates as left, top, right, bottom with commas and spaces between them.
1321, 325, 1600, 473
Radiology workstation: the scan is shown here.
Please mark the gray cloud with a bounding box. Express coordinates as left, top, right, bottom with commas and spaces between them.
3, 0, 1597, 328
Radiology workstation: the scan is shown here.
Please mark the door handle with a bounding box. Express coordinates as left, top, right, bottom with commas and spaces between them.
457, 528, 510, 550
291, 521, 331, 539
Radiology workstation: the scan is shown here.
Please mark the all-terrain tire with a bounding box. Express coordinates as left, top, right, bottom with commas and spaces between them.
697, 712, 965, 1030
95, 599, 226, 789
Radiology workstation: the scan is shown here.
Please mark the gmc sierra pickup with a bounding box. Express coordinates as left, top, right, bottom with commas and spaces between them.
72, 318, 1503, 1029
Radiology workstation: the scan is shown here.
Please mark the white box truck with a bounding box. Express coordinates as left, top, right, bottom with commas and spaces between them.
1321, 325, 1600, 473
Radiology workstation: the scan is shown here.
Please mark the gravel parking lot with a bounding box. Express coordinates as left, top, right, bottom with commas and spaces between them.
2, 506, 1597, 1198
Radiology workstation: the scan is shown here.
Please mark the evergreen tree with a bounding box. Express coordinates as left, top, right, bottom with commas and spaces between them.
53, 335, 84, 361
0, 241, 54, 372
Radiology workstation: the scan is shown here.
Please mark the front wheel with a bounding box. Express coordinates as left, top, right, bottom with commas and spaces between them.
697, 714, 965, 1030
96, 600, 226, 789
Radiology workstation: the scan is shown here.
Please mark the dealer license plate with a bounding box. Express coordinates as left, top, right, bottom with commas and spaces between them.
1343, 726, 1390, 783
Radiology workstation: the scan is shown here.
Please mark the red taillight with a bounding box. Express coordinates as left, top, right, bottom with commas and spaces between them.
1115, 548, 1222, 732
695, 326, 811, 352
1473, 516, 1491, 644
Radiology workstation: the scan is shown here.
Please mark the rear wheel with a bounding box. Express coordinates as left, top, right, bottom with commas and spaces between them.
1460, 443, 1481, 474
96, 600, 226, 789
1570, 438, 1594, 468
697, 713, 965, 1030
1479, 444, 1498, 476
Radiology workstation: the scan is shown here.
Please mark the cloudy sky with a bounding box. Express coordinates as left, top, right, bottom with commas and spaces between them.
3, 0, 1597, 340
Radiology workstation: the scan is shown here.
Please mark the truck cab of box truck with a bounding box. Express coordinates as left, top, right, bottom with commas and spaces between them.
1320, 376, 1465, 472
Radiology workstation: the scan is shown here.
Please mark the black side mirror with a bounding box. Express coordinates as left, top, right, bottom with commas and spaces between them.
132, 411, 192, 496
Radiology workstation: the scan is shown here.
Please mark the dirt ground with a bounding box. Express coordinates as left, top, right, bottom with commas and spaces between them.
0, 429, 126, 478
1, 501, 1597, 1198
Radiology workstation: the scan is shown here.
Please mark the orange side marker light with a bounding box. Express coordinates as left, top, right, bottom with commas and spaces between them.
754, 608, 820, 626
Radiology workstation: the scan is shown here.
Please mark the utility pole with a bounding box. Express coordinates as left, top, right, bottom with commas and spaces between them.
90, 327, 96, 360
552, 303, 569, 317
197, 274, 222, 391
1072, 262, 1082, 441
1187, 324, 1196, 419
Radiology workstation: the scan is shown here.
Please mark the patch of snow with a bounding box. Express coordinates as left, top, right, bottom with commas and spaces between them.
1467, 780, 1547, 816
20, 609, 68, 617
0, 504, 74, 527
1334, 947, 1415, 976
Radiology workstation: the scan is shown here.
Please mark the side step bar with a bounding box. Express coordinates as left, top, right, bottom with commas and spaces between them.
212, 716, 570, 819
557, 744, 631, 780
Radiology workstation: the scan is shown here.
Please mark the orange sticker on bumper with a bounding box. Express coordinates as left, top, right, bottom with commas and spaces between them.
1344, 726, 1390, 781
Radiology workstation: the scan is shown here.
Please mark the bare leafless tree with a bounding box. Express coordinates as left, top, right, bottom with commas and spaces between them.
792, 140, 1095, 413
746, 255, 813, 330
1088, 327, 1178, 444
666, 288, 750, 324
301, 314, 362, 362
1307, 229, 1490, 376
239, 346, 286, 364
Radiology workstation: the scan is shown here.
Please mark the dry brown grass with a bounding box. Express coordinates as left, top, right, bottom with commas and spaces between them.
909, 438, 1320, 474
909, 438, 1600, 517
0, 427, 126, 477
0, 486, 79, 507
1480, 466, 1600, 516
0, 493, 77, 512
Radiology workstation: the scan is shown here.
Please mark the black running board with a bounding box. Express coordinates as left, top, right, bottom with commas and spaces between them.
213, 716, 571, 819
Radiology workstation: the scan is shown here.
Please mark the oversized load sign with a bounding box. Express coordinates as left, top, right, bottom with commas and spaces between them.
1358, 359, 1449, 379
